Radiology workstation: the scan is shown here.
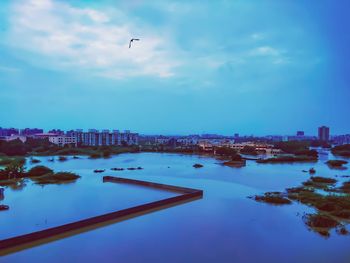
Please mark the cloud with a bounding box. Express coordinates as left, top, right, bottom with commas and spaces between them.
250, 46, 280, 56
6, 0, 179, 79
251, 33, 264, 40
0, 65, 20, 73
249, 46, 290, 64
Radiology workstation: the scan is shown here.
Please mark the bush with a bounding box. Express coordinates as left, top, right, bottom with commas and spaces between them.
89, 153, 101, 159
304, 213, 339, 228
32, 172, 80, 184
27, 166, 53, 177
240, 146, 258, 155
326, 160, 348, 167
58, 156, 68, 162
193, 163, 203, 168
252, 192, 292, 205
215, 147, 237, 157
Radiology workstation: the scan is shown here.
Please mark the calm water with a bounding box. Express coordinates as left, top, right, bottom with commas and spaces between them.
1, 151, 350, 263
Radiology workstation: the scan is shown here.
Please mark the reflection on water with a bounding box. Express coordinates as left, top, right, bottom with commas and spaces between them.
1, 151, 350, 263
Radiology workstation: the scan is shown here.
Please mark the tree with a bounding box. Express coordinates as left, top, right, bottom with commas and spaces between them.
215, 147, 237, 157
0, 139, 29, 156
3, 160, 25, 179
240, 146, 258, 155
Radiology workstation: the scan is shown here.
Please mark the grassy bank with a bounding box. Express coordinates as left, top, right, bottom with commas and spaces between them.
251, 176, 350, 237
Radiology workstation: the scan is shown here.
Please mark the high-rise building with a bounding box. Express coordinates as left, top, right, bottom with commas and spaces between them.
318, 126, 330, 141
69, 129, 138, 147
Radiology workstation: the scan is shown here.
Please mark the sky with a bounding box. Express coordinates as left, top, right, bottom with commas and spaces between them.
0, 0, 349, 136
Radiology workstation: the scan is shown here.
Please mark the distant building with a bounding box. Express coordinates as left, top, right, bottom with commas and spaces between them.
49, 135, 77, 147
0, 127, 19, 136
0, 135, 27, 143
318, 126, 330, 141
296, 131, 304, 136
70, 129, 138, 147
265, 135, 284, 142
48, 129, 65, 135
333, 134, 350, 145
31, 133, 58, 139
229, 142, 282, 155
20, 128, 43, 136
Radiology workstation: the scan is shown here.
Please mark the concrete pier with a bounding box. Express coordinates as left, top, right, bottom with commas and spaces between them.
0, 176, 203, 254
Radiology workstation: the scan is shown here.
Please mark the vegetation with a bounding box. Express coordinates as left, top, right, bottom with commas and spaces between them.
102, 150, 112, 158
257, 155, 317, 163
58, 156, 68, 162
0, 138, 59, 156
0, 159, 80, 186
0, 205, 9, 211
32, 172, 80, 185
270, 141, 318, 161
331, 144, 350, 157
240, 146, 258, 155
326, 160, 348, 168
111, 168, 124, 171
0, 138, 140, 158
0, 159, 25, 180
251, 176, 350, 237
193, 163, 204, 168
310, 140, 332, 148
273, 141, 310, 154
303, 213, 340, 237
251, 192, 292, 205
89, 153, 101, 159
26, 166, 53, 177
30, 158, 41, 164
0, 156, 25, 166
215, 147, 238, 157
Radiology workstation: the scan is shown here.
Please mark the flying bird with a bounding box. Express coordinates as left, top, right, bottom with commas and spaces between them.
129, 38, 140, 48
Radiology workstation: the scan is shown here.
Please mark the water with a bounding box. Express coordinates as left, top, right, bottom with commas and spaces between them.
1, 151, 350, 262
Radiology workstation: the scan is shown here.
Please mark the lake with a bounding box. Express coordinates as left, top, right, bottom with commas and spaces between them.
1, 151, 350, 262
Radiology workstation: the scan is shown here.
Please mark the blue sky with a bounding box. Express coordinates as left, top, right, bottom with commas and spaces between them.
0, 0, 349, 135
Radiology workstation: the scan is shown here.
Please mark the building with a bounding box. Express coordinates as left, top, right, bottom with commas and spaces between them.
296, 131, 304, 136
228, 142, 282, 155
48, 129, 65, 135
70, 129, 138, 147
20, 128, 43, 136
0, 135, 27, 143
318, 126, 330, 141
49, 135, 77, 147
333, 134, 350, 145
0, 127, 19, 137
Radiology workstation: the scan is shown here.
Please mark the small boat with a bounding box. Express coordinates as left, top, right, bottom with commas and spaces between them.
94, 169, 105, 173
193, 163, 204, 168
127, 167, 136, 170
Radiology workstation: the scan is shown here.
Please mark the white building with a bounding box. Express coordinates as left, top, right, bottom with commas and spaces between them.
49, 136, 77, 147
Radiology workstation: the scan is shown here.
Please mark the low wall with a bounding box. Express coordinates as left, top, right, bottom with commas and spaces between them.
0, 176, 203, 254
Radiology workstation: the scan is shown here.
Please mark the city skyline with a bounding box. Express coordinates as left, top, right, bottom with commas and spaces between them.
1, 0, 350, 135
0, 124, 343, 138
